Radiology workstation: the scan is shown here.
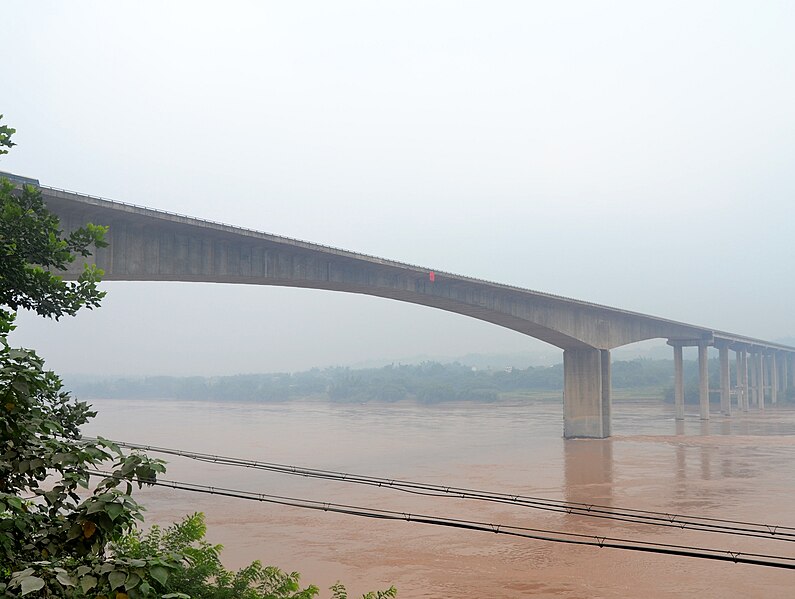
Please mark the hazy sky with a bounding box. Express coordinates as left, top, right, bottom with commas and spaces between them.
2, 1, 794, 375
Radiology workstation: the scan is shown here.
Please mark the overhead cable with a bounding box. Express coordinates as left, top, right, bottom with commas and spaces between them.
90, 438, 795, 543
85, 470, 795, 571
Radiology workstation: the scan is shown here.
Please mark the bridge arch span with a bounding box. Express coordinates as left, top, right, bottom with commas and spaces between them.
32, 184, 795, 439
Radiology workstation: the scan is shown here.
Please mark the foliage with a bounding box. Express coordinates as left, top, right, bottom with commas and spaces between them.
0, 124, 174, 597
115, 513, 317, 599
0, 176, 107, 322
0, 319, 174, 597
0, 115, 14, 155
115, 513, 396, 599
329, 583, 397, 599
0, 292, 394, 599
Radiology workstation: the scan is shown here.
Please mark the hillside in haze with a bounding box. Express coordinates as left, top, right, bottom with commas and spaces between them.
65, 357, 793, 406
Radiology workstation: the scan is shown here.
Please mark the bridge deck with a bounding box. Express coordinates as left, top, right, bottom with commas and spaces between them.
36, 183, 795, 355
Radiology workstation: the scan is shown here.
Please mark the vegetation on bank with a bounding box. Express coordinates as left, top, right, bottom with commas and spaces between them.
67, 357, 794, 405
0, 118, 395, 598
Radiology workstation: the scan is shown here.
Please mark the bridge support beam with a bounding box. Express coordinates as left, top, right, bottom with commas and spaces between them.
736, 348, 748, 412
672, 344, 685, 420
698, 343, 710, 420
749, 351, 759, 408
719, 345, 731, 416
779, 353, 787, 396
563, 348, 611, 439
758, 352, 766, 410
770, 354, 778, 405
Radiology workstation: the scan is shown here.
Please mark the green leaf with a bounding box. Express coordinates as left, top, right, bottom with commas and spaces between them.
103, 501, 124, 521
125, 572, 141, 589
20, 576, 45, 595
86, 499, 107, 514
67, 522, 83, 540
75, 566, 91, 577
52, 452, 76, 465
56, 571, 76, 587
108, 569, 127, 590
80, 574, 97, 593
11, 379, 29, 393
11, 568, 35, 581
3, 496, 23, 510
149, 565, 169, 587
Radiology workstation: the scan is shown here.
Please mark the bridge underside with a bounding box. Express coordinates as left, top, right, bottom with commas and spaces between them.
36, 186, 795, 439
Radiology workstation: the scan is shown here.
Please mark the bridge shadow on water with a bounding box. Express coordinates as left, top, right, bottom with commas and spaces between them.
563, 437, 614, 508
566, 404, 795, 522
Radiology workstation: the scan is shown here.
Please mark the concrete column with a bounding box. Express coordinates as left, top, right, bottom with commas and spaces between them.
673, 344, 685, 420
749, 352, 759, 408
698, 343, 710, 420
758, 352, 766, 411
600, 349, 612, 437
735, 349, 743, 412
719, 345, 731, 416
780, 354, 788, 396
739, 349, 749, 412
770, 353, 778, 405
563, 348, 611, 439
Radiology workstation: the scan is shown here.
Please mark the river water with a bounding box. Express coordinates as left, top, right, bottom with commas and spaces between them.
82, 397, 795, 598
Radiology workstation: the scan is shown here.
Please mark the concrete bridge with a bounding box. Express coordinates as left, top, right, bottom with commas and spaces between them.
7, 173, 795, 438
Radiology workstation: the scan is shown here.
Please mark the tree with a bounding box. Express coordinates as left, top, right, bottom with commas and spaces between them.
0, 334, 177, 597
0, 179, 107, 322
116, 513, 320, 599
0, 121, 395, 598
0, 124, 178, 596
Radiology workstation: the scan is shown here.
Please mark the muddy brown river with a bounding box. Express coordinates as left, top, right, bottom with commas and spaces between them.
83, 397, 795, 598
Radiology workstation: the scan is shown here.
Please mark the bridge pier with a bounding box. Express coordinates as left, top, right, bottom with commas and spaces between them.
770, 353, 778, 405
698, 343, 710, 420
719, 344, 731, 416
672, 343, 685, 420
563, 348, 611, 439
749, 351, 759, 408
779, 353, 787, 396
736, 348, 748, 412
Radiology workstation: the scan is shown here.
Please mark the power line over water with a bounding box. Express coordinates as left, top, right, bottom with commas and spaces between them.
86, 470, 795, 571
83, 438, 795, 571
96, 438, 795, 543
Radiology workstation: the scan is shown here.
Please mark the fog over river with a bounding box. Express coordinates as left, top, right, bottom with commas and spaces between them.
82, 398, 795, 598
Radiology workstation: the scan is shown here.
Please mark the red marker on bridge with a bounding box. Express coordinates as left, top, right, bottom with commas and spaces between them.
429, 271, 435, 282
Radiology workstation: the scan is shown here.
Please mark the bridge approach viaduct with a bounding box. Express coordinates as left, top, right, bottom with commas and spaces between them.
18, 180, 795, 438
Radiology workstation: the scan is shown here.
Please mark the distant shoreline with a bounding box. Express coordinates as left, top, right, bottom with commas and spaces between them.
64, 357, 769, 406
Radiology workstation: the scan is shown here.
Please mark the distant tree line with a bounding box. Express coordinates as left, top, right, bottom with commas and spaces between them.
62, 357, 787, 405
